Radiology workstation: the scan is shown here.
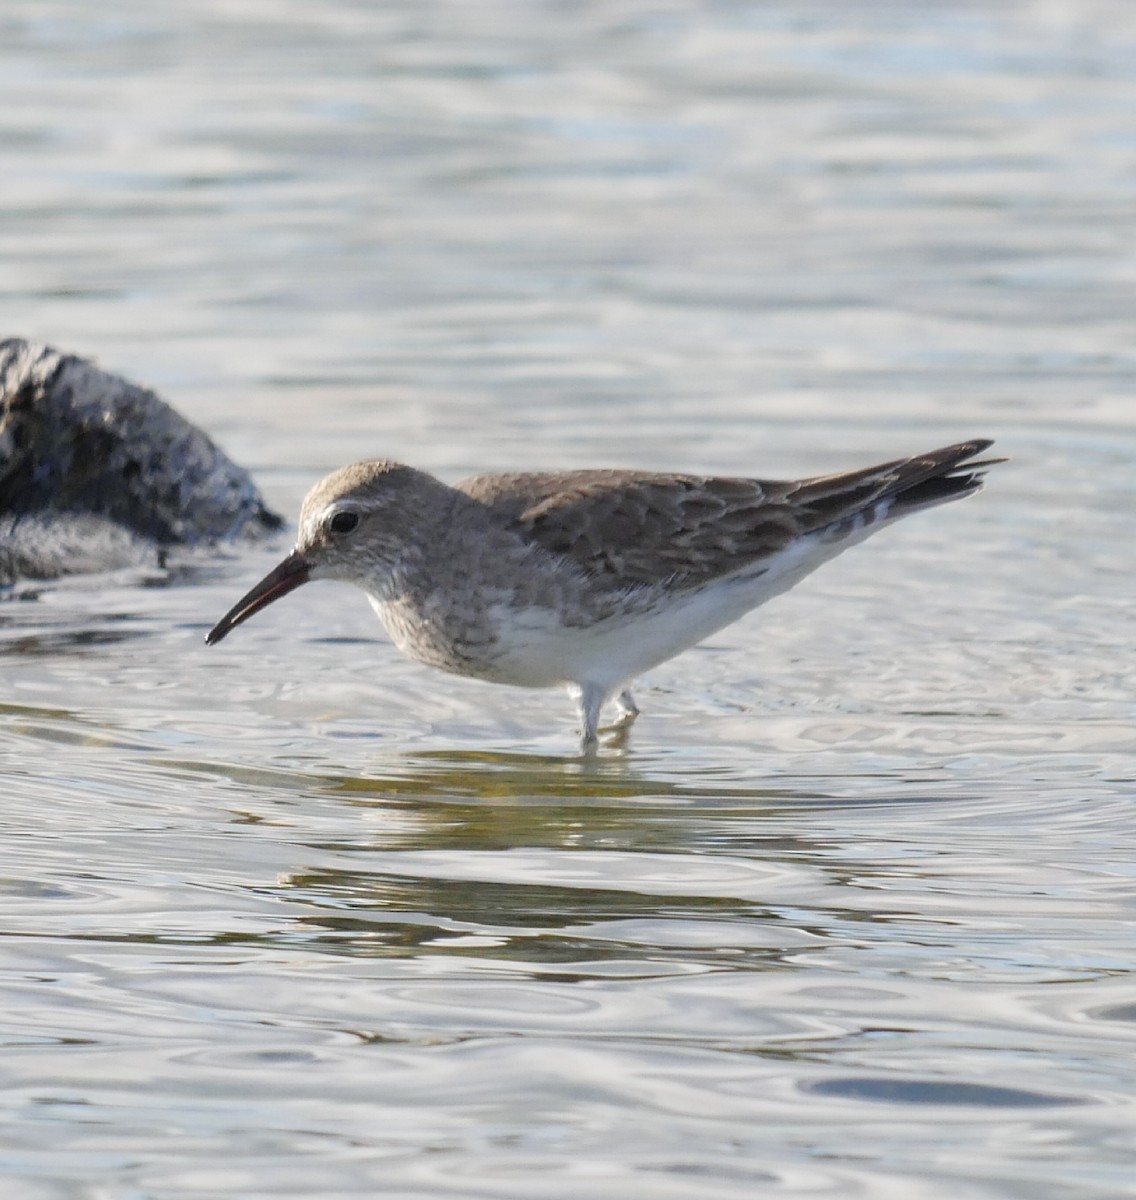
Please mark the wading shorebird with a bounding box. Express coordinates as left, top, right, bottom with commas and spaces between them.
206, 439, 1002, 748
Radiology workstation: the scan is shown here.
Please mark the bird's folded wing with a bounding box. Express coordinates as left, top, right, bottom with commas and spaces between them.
455, 441, 1000, 591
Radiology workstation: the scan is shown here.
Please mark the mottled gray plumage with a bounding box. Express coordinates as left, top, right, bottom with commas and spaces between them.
458, 441, 996, 590
207, 439, 1002, 747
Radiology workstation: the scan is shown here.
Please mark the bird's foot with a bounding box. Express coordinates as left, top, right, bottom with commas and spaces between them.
595, 691, 639, 749
572, 685, 640, 754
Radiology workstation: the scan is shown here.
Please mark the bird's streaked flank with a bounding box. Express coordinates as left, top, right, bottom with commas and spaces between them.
206, 440, 1002, 747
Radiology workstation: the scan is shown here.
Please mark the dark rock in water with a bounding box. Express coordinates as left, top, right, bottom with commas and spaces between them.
1, 337, 283, 583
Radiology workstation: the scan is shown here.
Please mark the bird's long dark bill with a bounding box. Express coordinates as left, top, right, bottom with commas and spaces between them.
205, 551, 311, 646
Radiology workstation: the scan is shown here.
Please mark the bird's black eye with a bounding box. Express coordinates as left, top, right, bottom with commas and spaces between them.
328, 510, 360, 535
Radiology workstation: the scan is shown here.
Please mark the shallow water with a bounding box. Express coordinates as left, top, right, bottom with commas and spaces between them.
2, 1, 1136, 1197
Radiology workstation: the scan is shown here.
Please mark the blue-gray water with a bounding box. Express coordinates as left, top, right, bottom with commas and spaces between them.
2, 2, 1135, 1197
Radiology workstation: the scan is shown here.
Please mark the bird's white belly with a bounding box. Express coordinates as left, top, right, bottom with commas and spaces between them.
482, 597, 702, 690
483, 532, 845, 691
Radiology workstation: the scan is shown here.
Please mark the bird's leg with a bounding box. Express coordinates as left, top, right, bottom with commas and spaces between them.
571, 682, 607, 752
613, 688, 639, 725
597, 688, 639, 734
600, 688, 640, 749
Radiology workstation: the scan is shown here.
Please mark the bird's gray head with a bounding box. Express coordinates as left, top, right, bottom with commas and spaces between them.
296, 460, 450, 582
205, 459, 451, 645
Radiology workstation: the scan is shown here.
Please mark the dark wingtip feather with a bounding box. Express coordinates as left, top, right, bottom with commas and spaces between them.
887, 439, 1006, 516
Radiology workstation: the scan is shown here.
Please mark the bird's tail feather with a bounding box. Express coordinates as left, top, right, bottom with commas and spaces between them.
797, 439, 1006, 539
